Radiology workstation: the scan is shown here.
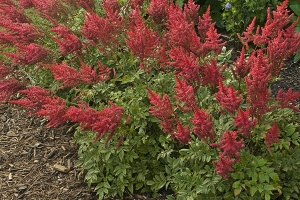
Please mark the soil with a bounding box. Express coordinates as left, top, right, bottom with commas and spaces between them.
0, 54, 299, 200
0, 103, 99, 200
271, 58, 300, 97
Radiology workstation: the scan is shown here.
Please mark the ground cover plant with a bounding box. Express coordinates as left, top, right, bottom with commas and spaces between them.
0, 0, 300, 199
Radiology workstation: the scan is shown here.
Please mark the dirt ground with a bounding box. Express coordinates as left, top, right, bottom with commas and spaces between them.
0, 56, 299, 200
0, 103, 99, 200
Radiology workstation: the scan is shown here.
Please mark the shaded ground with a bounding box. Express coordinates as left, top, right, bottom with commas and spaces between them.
0, 56, 299, 200
271, 58, 300, 97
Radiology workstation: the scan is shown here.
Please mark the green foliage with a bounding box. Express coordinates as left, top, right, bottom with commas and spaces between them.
229, 153, 281, 200
221, 0, 282, 35
289, 0, 300, 63
74, 127, 166, 199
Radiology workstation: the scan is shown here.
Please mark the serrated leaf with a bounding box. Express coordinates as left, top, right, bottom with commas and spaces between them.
136, 182, 144, 190
157, 181, 166, 190
250, 186, 257, 196
265, 193, 271, 200
259, 173, 265, 183
268, 172, 279, 181
128, 183, 133, 193
264, 184, 274, 191
103, 182, 110, 188
119, 150, 124, 161
232, 181, 240, 189
284, 124, 296, 136
223, 191, 233, 199
147, 180, 155, 185
234, 188, 242, 196
104, 152, 111, 161
256, 158, 267, 167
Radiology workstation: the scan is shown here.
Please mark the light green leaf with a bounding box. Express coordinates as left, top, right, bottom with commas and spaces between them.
284, 124, 296, 136
250, 186, 257, 196
232, 181, 240, 189
147, 180, 155, 186
234, 188, 242, 196
264, 184, 274, 191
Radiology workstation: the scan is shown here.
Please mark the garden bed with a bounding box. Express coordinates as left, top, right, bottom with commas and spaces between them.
1, 56, 299, 199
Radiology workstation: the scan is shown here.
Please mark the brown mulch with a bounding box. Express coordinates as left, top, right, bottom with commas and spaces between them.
0, 103, 98, 200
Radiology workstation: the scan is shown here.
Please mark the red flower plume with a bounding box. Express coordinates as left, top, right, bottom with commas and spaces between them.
0, 64, 13, 79
126, 8, 159, 71
231, 47, 251, 81
82, 10, 123, 49
51, 25, 82, 55
191, 108, 215, 142
245, 50, 271, 118
183, 0, 200, 24
174, 77, 198, 111
203, 24, 226, 54
276, 89, 300, 112
202, 59, 225, 88
211, 131, 244, 179
10, 86, 51, 113
234, 108, 257, 137
0, 20, 41, 44
215, 79, 242, 113
46, 62, 81, 88
147, 0, 169, 25
219, 131, 244, 161
0, 1, 31, 23
79, 61, 111, 84
172, 119, 191, 145
147, 88, 175, 134
265, 122, 281, 155
5, 43, 48, 65
197, 6, 212, 40
65, 101, 124, 144
213, 155, 234, 179
0, 79, 24, 102
167, 4, 202, 55
168, 47, 202, 89
10, 86, 68, 127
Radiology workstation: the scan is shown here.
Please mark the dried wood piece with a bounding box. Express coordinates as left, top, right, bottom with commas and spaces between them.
47, 148, 57, 159
18, 185, 27, 191
53, 164, 69, 173
7, 131, 18, 137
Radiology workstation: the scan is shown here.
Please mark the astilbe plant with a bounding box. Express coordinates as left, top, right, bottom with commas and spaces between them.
126, 7, 160, 70
51, 25, 83, 56
147, 0, 169, 25
234, 108, 258, 137
65, 101, 124, 145
0, 0, 300, 199
264, 122, 281, 156
10, 86, 69, 127
211, 131, 245, 179
82, 3, 124, 50
215, 78, 242, 114
4, 43, 48, 65
191, 108, 216, 142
